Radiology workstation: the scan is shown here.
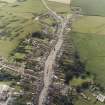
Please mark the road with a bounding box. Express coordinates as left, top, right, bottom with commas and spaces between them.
38, 0, 71, 105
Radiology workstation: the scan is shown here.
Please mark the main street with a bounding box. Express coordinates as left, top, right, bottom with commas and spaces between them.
38, 0, 71, 105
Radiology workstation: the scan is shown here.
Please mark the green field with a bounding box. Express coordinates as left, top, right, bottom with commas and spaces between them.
71, 16, 105, 87
72, 16, 105, 34
71, 0, 105, 16
71, 32, 105, 86
0, 0, 70, 57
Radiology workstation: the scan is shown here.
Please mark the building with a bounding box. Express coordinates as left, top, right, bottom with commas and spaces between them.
0, 84, 10, 101
48, 0, 70, 4
96, 94, 105, 102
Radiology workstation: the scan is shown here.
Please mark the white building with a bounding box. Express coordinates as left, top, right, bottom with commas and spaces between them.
0, 85, 10, 101
96, 94, 105, 102
48, 0, 70, 4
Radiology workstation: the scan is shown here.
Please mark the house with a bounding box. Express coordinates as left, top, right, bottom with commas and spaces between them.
96, 94, 105, 102
0, 84, 10, 101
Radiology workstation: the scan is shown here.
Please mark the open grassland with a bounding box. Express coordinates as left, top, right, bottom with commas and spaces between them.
71, 16, 105, 87
0, 0, 70, 57
71, 0, 105, 16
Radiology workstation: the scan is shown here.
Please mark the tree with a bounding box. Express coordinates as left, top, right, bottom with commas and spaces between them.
65, 71, 73, 84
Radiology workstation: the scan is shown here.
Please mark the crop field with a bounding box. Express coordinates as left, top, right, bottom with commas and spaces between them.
71, 0, 105, 16
0, 0, 70, 57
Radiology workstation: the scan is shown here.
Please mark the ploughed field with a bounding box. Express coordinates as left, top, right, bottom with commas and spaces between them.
0, 0, 70, 57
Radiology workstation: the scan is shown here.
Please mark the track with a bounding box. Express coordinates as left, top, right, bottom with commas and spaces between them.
38, 0, 71, 105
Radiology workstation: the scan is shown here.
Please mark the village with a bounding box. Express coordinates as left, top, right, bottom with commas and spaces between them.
0, 0, 105, 105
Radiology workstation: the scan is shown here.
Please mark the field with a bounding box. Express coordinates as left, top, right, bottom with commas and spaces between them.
70, 0, 105, 88
71, 0, 105, 16
71, 32, 105, 86
0, 0, 70, 57
71, 16, 105, 87
72, 16, 105, 34
70, 1, 105, 105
